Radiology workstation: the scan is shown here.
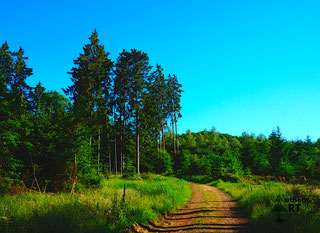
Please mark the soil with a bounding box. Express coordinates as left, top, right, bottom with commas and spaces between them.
131, 183, 248, 233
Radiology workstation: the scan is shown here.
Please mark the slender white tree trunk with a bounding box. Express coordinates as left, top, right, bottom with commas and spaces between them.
98, 128, 101, 174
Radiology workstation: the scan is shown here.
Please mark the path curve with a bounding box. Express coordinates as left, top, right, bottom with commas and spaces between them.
131, 183, 248, 233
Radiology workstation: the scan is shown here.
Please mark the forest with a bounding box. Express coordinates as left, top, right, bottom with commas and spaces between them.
178, 127, 320, 181
0, 30, 183, 193
1, 30, 320, 195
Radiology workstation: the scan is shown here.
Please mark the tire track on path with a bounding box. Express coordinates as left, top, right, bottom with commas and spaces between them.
131, 183, 248, 232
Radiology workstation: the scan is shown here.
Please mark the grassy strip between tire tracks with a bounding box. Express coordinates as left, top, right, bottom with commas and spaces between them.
0, 174, 191, 233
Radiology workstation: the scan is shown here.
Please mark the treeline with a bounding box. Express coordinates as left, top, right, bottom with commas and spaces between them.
0, 30, 183, 193
1, 30, 319, 194
177, 127, 320, 181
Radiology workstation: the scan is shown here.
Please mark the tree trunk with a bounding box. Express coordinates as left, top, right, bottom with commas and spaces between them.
114, 137, 117, 175
157, 132, 159, 158
120, 138, 123, 175
106, 116, 111, 174
123, 118, 126, 170
70, 153, 77, 196
33, 163, 41, 192
97, 127, 101, 174
71, 124, 79, 195
175, 112, 179, 155
136, 114, 140, 174
172, 113, 176, 156
159, 130, 162, 150
119, 112, 123, 175
89, 109, 93, 166
162, 120, 165, 151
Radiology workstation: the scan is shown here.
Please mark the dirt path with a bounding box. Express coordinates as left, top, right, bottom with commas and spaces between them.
131, 183, 248, 233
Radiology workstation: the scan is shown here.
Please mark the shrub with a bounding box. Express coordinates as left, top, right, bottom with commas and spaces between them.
156, 150, 173, 174
122, 160, 136, 179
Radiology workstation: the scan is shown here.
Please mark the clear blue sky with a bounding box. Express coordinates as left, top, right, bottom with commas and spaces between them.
1, 0, 320, 141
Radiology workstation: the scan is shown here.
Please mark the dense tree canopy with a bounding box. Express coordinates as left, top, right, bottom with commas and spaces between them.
178, 128, 320, 181
0, 31, 184, 192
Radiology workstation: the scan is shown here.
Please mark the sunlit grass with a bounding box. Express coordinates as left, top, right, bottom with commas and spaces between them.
209, 179, 320, 233
0, 174, 191, 233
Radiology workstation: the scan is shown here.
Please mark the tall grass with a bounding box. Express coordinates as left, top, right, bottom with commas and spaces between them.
209, 179, 320, 233
0, 174, 191, 233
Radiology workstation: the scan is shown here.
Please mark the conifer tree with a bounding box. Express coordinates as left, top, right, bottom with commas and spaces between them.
167, 74, 183, 166
147, 64, 167, 152
114, 49, 151, 173
269, 126, 285, 172
64, 29, 113, 178
0, 43, 33, 191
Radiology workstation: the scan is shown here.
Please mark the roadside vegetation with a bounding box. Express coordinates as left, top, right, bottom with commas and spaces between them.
208, 178, 320, 233
0, 174, 191, 233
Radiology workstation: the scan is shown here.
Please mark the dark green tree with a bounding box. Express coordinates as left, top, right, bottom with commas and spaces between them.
0, 43, 33, 192
114, 49, 151, 174
64, 29, 113, 185
269, 126, 285, 174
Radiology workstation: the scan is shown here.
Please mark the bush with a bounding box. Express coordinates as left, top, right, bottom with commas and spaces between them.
277, 157, 296, 178
180, 151, 202, 176
220, 173, 242, 183
156, 150, 173, 174
122, 160, 136, 179
141, 172, 153, 180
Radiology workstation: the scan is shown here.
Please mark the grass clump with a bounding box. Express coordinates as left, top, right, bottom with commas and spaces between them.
209, 179, 320, 233
0, 174, 191, 233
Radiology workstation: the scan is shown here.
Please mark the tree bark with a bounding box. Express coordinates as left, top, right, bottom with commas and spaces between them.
172, 113, 176, 156
114, 137, 117, 175
159, 130, 162, 150
71, 124, 79, 195
89, 108, 93, 166
157, 132, 159, 158
120, 134, 123, 175
98, 127, 101, 174
122, 117, 126, 170
162, 120, 165, 151
106, 116, 111, 174
175, 112, 179, 155
119, 113, 122, 175
136, 114, 140, 174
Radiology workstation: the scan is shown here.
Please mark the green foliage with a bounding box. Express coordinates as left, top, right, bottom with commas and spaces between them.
277, 157, 296, 178
180, 151, 202, 175
156, 150, 173, 174
0, 42, 32, 192
0, 32, 186, 192
179, 128, 320, 182
122, 160, 136, 179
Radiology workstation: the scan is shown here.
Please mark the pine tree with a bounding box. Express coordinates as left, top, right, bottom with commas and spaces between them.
167, 74, 183, 167
64, 29, 113, 180
269, 126, 285, 173
146, 64, 167, 152
8, 47, 33, 118
114, 49, 151, 174
0, 43, 33, 192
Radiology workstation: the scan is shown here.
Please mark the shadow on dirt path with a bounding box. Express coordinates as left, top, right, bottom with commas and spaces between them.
131, 183, 248, 232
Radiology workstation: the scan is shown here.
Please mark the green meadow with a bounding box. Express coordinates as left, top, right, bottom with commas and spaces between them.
0, 175, 191, 233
